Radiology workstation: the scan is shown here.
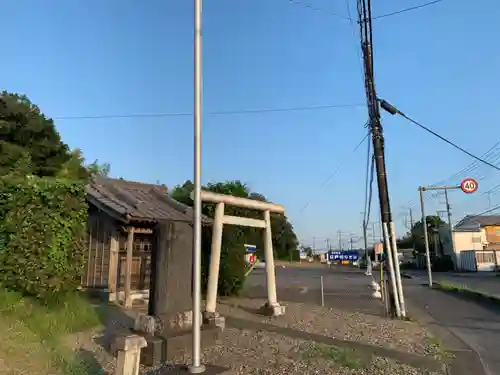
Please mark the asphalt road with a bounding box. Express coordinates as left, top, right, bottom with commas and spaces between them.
247, 265, 498, 375
246, 265, 385, 316
402, 277, 500, 375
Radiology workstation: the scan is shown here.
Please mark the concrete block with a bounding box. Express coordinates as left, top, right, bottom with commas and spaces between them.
113, 335, 147, 375
261, 302, 286, 317
203, 311, 226, 330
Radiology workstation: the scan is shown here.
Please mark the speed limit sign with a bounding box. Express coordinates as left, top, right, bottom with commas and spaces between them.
460, 178, 478, 194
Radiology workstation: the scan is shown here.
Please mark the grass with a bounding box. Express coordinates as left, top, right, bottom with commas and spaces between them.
299, 342, 365, 369
424, 335, 455, 364
432, 280, 500, 304
0, 288, 103, 375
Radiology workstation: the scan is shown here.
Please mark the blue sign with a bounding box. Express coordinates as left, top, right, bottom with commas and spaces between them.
328, 250, 359, 262
246, 246, 257, 253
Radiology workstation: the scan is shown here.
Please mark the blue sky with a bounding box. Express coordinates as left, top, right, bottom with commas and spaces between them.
1, 0, 499, 249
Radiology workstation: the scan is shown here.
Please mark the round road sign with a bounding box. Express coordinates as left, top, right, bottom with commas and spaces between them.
460, 178, 478, 194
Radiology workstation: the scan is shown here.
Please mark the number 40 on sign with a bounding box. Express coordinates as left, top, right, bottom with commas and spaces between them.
460, 178, 478, 194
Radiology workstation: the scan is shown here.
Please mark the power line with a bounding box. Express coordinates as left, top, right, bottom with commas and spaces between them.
297, 130, 370, 214
364, 154, 375, 227
379, 99, 500, 173
287, 0, 446, 22
402, 113, 500, 173
461, 204, 500, 223
274, 130, 371, 244
363, 127, 372, 219
52, 102, 364, 120
372, 0, 446, 21
287, 0, 350, 20
405, 141, 500, 209
344, 0, 367, 84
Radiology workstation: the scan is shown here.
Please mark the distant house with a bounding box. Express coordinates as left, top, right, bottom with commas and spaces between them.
450, 215, 500, 271
83, 176, 210, 304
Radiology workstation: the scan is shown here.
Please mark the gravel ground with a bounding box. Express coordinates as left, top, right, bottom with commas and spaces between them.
164, 328, 444, 375
62, 299, 446, 375
218, 298, 435, 356
67, 328, 444, 375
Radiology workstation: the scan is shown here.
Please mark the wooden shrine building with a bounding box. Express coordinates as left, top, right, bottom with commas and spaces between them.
82, 176, 208, 306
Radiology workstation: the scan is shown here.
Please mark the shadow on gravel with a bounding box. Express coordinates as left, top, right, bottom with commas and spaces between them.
225, 316, 443, 372
240, 285, 386, 317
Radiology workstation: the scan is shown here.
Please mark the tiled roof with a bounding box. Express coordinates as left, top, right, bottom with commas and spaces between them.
87, 176, 210, 224
455, 215, 500, 230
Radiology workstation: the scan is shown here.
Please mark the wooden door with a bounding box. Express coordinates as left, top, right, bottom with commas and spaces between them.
118, 234, 152, 290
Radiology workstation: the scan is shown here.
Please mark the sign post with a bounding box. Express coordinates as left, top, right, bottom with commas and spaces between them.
418, 178, 478, 287
460, 178, 479, 194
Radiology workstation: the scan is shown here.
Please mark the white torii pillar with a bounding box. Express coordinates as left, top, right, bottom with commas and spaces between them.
195, 190, 286, 321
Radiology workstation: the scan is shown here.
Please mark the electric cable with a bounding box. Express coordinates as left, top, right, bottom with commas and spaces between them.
397, 111, 500, 172
363, 128, 372, 222
52, 103, 364, 121
372, 0, 446, 20
274, 130, 371, 243
405, 141, 500, 209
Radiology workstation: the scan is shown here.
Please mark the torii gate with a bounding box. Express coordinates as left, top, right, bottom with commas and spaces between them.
196, 190, 286, 322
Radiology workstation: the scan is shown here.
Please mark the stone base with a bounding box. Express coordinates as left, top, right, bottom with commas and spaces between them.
134, 310, 203, 336
202, 311, 226, 330
140, 325, 222, 367
260, 302, 286, 316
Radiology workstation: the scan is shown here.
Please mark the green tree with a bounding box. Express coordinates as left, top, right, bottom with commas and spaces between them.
0, 141, 33, 176
171, 179, 299, 294
87, 160, 111, 177
411, 215, 446, 256
303, 246, 314, 258
58, 149, 88, 180
0, 91, 75, 177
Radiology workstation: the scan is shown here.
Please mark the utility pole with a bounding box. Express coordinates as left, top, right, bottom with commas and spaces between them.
418, 185, 464, 287
485, 190, 492, 209
326, 238, 330, 251
444, 189, 456, 269
356, 0, 405, 317
363, 220, 369, 255
408, 208, 415, 253
337, 230, 342, 250
312, 237, 316, 255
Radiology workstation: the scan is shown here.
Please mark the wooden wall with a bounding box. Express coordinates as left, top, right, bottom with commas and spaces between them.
82, 206, 116, 289
82, 205, 153, 295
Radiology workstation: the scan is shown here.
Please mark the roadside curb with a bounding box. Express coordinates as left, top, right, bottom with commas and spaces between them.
431, 282, 500, 308
402, 272, 500, 307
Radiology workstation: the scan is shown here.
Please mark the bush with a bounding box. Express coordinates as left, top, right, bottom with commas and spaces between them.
0, 177, 88, 301
201, 226, 247, 297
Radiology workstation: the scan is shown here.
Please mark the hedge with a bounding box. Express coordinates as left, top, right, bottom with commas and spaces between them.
201, 225, 248, 297
0, 177, 88, 301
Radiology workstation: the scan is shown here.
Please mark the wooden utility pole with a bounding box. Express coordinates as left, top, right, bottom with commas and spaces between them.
356, 0, 405, 317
